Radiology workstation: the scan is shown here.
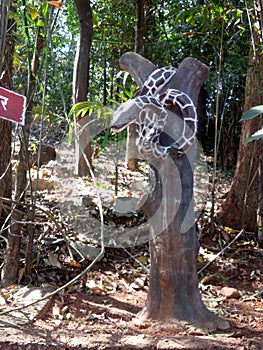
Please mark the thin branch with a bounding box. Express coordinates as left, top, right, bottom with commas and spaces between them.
118, 243, 149, 273
0, 248, 104, 316
198, 229, 244, 275
210, 11, 225, 235
0, 114, 106, 314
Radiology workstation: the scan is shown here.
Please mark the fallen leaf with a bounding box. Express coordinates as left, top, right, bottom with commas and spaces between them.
134, 255, 148, 267
48, 252, 62, 268
18, 267, 25, 284
219, 287, 241, 299
52, 304, 61, 318
129, 277, 146, 291
47, 1, 63, 9
224, 226, 235, 233
0, 295, 6, 310
86, 280, 107, 294
68, 260, 81, 268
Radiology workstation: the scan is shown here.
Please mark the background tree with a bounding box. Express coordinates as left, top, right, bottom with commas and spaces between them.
90, 0, 134, 102
0, 0, 10, 75
218, 1, 262, 233
0, 0, 13, 230
253, 0, 263, 246
126, 0, 145, 170
73, 0, 93, 176
259, 139, 263, 245
1, 1, 50, 286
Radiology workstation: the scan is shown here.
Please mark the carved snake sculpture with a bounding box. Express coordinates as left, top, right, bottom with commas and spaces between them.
112, 66, 197, 159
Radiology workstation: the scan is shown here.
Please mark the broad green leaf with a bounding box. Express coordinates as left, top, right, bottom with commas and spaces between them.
42, 2, 49, 17
116, 92, 128, 101
246, 127, 263, 143
224, 226, 235, 233
123, 89, 133, 99
79, 107, 89, 118
97, 181, 106, 189
28, 6, 38, 20
68, 101, 103, 119
241, 105, 263, 121
36, 19, 45, 27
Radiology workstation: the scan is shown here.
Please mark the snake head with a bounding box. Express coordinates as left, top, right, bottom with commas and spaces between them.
111, 99, 141, 132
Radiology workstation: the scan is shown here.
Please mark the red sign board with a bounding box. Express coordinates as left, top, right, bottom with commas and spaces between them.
0, 87, 26, 125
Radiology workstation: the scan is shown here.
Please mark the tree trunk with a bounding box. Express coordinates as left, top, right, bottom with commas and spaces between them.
135, 0, 145, 55
1, 21, 45, 287
218, 34, 262, 232
0, 0, 12, 229
73, 0, 93, 176
0, 1, 16, 286
258, 139, 263, 246
218, 88, 241, 170
113, 53, 229, 330
255, 0, 263, 246
126, 0, 145, 171
0, 0, 10, 76
0, 121, 12, 227
140, 60, 227, 330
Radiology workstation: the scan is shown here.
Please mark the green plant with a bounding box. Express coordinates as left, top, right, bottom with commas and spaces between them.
240, 106, 263, 142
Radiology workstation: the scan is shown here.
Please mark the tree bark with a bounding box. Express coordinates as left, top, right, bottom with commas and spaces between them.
126, 0, 145, 171
255, 0, 263, 246
0, 120, 12, 228
0, 0, 10, 77
0, 0, 12, 229
73, 0, 93, 176
0, 1, 16, 286
1, 19, 45, 286
113, 53, 229, 330
258, 139, 263, 246
218, 32, 262, 232
135, 0, 145, 55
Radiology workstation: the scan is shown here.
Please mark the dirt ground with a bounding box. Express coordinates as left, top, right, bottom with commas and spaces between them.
0, 241, 262, 350
0, 145, 262, 349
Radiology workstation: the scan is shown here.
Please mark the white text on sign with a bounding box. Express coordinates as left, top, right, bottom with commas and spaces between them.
0, 95, 9, 111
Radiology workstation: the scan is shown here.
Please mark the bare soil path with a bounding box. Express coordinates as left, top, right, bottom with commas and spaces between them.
0, 145, 262, 349
0, 240, 262, 349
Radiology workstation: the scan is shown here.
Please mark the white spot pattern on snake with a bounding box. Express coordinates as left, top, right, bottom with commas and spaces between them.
134, 67, 197, 159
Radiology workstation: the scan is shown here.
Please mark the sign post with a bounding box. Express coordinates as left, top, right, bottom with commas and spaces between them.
0, 87, 26, 125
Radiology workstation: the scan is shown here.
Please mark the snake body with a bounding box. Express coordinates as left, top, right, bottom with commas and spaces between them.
134, 67, 197, 159
112, 66, 197, 159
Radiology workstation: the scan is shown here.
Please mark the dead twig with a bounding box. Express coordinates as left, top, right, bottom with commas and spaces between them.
0, 120, 106, 316
0, 247, 104, 316
198, 228, 244, 275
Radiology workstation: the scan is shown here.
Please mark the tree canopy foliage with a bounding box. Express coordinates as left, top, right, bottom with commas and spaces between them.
8, 0, 253, 154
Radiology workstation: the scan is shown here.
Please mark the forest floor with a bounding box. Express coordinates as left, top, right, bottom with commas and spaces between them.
0, 142, 262, 349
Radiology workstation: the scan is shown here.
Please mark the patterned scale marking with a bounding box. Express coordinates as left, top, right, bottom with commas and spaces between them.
158, 89, 197, 152
134, 96, 169, 159
136, 66, 197, 158
141, 66, 177, 96
134, 68, 176, 158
